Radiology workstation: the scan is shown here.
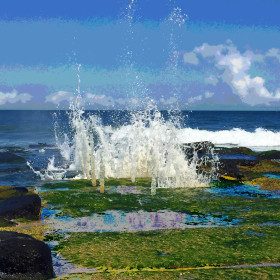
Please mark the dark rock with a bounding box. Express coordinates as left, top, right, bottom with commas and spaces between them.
0, 186, 41, 221
0, 218, 17, 227
0, 194, 41, 220
0, 231, 53, 279
218, 159, 257, 179
0, 152, 25, 164
0, 147, 26, 154
182, 141, 215, 157
216, 146, 256, 156
11, 187, 28, 193
29, 143, 52, 149
257, 151, 280, 161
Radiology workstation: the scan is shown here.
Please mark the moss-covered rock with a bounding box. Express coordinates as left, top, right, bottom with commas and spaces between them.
55, 267, 280, 280
238, 160, 280, 174
246, 177, 280, 193
218, 159, 257, 179
0, 186, 41, 223
216, 147, 257, 156
57, 226, 280, 270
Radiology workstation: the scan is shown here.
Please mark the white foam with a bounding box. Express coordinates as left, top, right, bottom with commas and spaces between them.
177, 127, 280, 151
29, 107, 219, 188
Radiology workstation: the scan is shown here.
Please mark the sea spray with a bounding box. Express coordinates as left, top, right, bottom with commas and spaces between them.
27, 4, 220, 188
90, 134, 96, 187
28, 105, 220, 190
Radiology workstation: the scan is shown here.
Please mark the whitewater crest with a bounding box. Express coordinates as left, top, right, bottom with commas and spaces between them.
29, 106, 219, 190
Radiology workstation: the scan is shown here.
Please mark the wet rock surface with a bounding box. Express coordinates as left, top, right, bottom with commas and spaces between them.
0, 231, 53, 279
0, 152, 25, 164
29, 143, 53, 149
215, 147, 257, 156
182, 141, 215, 157
257, 151, 280, 161
0, 186, 41, 221
218, 159, 257, 179
183, 142, 280, 180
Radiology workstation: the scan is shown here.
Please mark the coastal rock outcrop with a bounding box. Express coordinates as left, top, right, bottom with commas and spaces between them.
0, 186, 41, 221
218, 159, 256, 179
0, 231, 53, 279
257, 151, 280, 161
182, 141, 215, 157
0, 152, 25, 164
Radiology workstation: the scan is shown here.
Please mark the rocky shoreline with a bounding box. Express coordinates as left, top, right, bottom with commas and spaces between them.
0, 142, 280, 279
0, 186, 54, 279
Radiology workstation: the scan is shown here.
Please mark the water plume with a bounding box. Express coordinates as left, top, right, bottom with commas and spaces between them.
29, 104, 219, 191
28, 3, 219, 190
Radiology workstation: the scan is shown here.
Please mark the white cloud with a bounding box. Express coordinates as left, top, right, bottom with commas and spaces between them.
205, 75, 218, 85
217, 50, 280, 104
275, 89, 280, 99
204, 91, 214, 98
45, 91, 75, 104
183, 52, 199, 65
188, 95, 202, 104
266, 48, 280, 63
185, 41, 280, 106
85, 93, 115, 107
0, 90, 32, 105
218, 53, 251, 74
159, 96, 178, 105
194, 43, 225, 58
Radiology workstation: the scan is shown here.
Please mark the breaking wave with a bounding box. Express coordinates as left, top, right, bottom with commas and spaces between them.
177, 127, 280, 151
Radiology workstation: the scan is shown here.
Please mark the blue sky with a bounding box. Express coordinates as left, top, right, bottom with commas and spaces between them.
1, 0, 280, 110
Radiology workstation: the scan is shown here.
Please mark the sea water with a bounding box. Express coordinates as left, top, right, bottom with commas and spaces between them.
0, 110, 279, 187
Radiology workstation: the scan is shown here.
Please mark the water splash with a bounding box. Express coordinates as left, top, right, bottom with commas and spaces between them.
29, 104, 219, 190
168, 7, 188, 27
27, 3, 218, 190
165, 7, 189, 110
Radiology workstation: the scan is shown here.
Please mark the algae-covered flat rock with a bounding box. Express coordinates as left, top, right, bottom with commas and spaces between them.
0, 231, 53, 279
0, 186, 41, 221
57, 226, 280, 270
248, 177, 280, 193
238, 160, 280, 174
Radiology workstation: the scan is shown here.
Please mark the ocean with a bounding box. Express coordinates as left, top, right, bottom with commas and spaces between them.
0, 110, 279, 187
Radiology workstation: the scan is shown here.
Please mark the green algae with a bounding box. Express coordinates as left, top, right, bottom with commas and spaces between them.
56, 267, 280, 280
0, 218, 16, 227
57, 226, 280, 270
0, 186, 20, 199
217, 146, 258, 156
40, 178, 280, 225
247, 177, 280, 193
40, 178, 210, 217
238, 160, 280, 174
211, 177, 241, 188
38, 175, 280, 279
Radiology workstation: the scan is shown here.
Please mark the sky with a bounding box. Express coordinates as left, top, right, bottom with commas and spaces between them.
1, 0, 280, 110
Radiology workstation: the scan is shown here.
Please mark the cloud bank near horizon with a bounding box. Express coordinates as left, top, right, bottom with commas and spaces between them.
1, 1, 280, 111
1, 40, 280, 110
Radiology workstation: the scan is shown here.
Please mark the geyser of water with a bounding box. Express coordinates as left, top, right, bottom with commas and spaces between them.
30, 105, 219, 191
28, 4, 219, 191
